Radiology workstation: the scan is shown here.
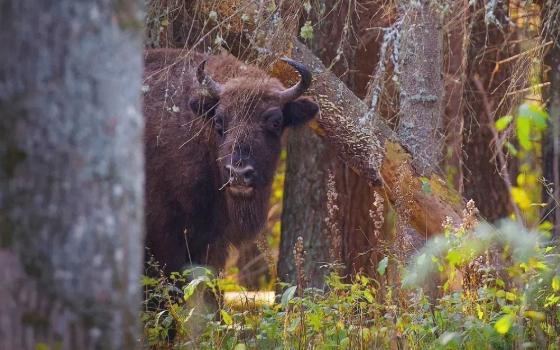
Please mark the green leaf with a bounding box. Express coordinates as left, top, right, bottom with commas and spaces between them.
141, 275, 158, 287
364, 290, 374, 303
233, 344, 247, 350
495, 314, 514, 334
519, 103, 548, 130
446, 250, 462, 266
420, 177, 432, 194
300, 21, 314, 40
281, 286, 297, 309
340, 337, 350, 350
183, 276, 209, 301
525, 310, 545, 321
221, 309, 233, 326
504, 141, 518, 156
495, 115, 513, 131
516, 114, 532, 150
377, 257, 389, 276
552, 276, 560, 291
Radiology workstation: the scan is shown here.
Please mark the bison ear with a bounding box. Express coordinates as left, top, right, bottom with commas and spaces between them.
282, 97, 319, 128
189, 94, 219, 118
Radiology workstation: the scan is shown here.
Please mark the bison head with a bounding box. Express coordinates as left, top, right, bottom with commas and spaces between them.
189, 57, 319, 199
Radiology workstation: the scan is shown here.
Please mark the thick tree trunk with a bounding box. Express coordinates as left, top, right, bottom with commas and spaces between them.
543, 0, 560, 237
462, 1, 516, 221
0, 1, 145, 349
279, 1, 389, 287
278, 127, 333, 286
396, 0, 444, 174
392, 0, 445, 253
278, 0, 333, 288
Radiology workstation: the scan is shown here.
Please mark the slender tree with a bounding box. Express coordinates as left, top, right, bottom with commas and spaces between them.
542, 0, 560, 237
462, 0, 517, 221
0, 1, 145, 349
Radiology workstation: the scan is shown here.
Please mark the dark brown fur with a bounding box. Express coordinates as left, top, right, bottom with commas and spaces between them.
143, 49, 318, 273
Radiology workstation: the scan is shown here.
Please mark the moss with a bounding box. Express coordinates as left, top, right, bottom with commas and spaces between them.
429, 174, 463, 207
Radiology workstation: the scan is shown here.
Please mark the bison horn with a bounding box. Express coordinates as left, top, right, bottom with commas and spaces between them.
196, 60, 223, 97
278, 57, 313, 103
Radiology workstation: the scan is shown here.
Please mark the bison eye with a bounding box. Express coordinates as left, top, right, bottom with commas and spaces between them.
265, 112, 283, 135
213, 116, 225, 136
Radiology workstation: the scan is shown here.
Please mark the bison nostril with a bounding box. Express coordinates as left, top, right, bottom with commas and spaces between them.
241, 168, 255, 185
225, 165, 255, 185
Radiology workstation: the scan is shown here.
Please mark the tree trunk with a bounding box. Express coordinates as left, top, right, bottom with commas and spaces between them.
278, 127, 333, 287
543, 0, 560, 237
443, 0, 468, 193
278, 0, 336, 288
462, 0, 516, 221
0, 1, 145, 349
278, 1, 389, 286
396, 0, 444, 174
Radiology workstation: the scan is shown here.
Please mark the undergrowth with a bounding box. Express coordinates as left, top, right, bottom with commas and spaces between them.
142, 216, 560, 349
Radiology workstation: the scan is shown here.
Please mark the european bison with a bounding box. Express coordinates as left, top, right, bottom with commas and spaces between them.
143, 49, 319, 274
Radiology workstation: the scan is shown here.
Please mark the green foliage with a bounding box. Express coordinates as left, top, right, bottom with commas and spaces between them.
300, 21, 314, 41
142, 220, 560, 349
497, 102, 550, 226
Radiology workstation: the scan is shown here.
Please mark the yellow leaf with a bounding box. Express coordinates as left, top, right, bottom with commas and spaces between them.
511, 187, 532, 210
552, 276, 560, 291
221, 309, 233, 326
525, 310, 545, 321
476, 304, 484, 320
495, 314, 514, 334
505, 292, 516, 301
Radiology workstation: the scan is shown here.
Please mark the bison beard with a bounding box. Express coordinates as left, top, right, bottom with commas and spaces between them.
225, 189, 270, 241
143, 49, 318, 275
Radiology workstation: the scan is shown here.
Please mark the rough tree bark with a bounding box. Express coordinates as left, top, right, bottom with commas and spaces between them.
462, 0, 517, 221
443, 0, 468, 192
275, 40, 465, 234
0, 1, 145, 349
542, 0, 560, 237
279, 1, 392, 287
390, 0, 445, 254
278, 127, 332, 286
396, 0, 444, 174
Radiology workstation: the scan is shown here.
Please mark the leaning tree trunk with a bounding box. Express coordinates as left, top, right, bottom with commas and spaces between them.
0, 1, 144, 349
